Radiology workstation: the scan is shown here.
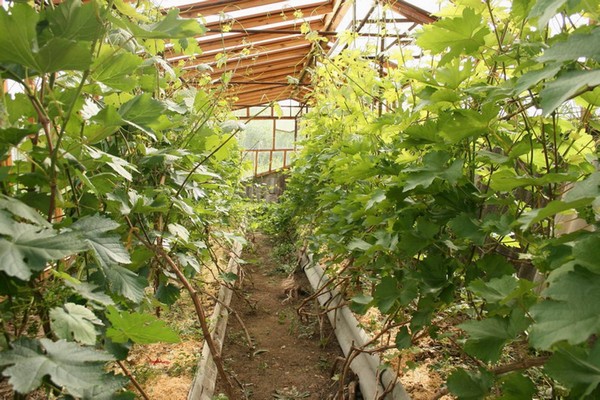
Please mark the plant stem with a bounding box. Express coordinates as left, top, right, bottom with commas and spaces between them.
117, 360, 151, 400
157, 248, 238, 400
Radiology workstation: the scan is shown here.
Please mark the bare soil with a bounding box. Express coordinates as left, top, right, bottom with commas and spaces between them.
215, 233, 345, 399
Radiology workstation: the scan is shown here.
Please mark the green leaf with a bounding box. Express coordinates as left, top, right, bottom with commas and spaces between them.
538, 28, 600, 63
105, 306, 180, 344
46, 0, 105, 41
449, 213, 485, 245
50, 303, 102, 345
447, 368, 493, 400
64, 280, 115, 307
71, 215, 131, 267
0, 127, 36, 159
374, 276, 401, 313
100, 264, 146, 303
528, 0, 568, 29
459, 317, 511, 363
92, 50, 142, 91
395, 326, 412, 350
529, 267, 600, 349
540, 70, 600, 115
118, 94, 166, 137
117, 8, 205, 39
0, 4, 93, 73
0, 338, 121, 397
545, 342, 600, 397
469, 275, 519, 304
499, 373, 536, 400
0, 195, 50, 227
347, 238, 371, 251
518, 197, 593, 230
404, 151, 463, 191
416, 8, 490, 63
0, 223, 86, 280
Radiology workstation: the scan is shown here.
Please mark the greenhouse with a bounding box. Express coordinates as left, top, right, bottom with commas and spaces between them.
0, 0, 599, 399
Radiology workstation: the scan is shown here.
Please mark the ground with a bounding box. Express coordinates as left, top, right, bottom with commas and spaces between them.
215, 233, 345, 400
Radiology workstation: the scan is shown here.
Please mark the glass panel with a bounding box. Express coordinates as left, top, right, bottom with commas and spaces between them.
275, 119, 295, 149
239, 120, 274, 149
257, 152, 271, 174
271, 151, 284, 170
249, 106, 271, 117
233, 108, 248, 117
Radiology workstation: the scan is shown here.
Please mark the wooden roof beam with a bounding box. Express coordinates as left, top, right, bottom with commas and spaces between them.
177, 0, 285, 18
184, 42, 310, 71
204, 2, 334, 30
384, 0, 437, 24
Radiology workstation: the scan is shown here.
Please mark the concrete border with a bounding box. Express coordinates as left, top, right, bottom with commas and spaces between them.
188, 241, 243, 400
301, 254, 411, 400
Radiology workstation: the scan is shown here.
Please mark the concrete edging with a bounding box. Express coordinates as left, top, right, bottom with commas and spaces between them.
301, 254, 411, 400
188, 241, 243, 400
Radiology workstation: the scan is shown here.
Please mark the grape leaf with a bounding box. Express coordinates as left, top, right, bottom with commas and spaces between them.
100, 264, 146, 303
416, 8, 490, 63
545, 343, 600, 397
529, 267, 600, 349
0, 4, 93, 73
121, 8, 206, 39
50, 303, 103, 345
64, 280, 115, 307
528, 0, 568, 29
499, 373, 536, 400
0, 338, 121, 397
0, 223, 87, 280
540, 70, 600, 115
538, 28, 600, 63
447, 368, 493, 400
46, 0, 105, 42
459, 317, 512, 363
105, 306, 180, 344
71, 215, 131, 267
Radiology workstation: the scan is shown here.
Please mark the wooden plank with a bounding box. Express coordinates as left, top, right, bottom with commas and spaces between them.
178, 0, 285, 18
204, 2, 334, 30
179, 37, 311, 66
386, 0, 437, 24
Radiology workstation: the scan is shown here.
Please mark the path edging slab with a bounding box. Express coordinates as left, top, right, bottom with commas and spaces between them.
301, 253, 412, 400
188, 241, 243, 400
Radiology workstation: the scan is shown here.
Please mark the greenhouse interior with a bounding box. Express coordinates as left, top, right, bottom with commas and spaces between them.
0, 0, 599, 399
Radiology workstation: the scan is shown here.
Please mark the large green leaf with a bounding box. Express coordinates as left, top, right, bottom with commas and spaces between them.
100, 264, 146, 303
529, 267, 600, 349
64, 280, 115, 308
403, 151, 463, 191
120, 8, 205, 39
0, 338, 122, 397
447, 368, 493, 400
50, 303, 103, 345
0, 223, 87, 280
92, 50, 142, 91
545, 343, 600, 397
528, 0, 568, 28
0, 4, 92, 73
540, 70, 600, 115
105, 306, 180, 344
0, 195, 50, 227
538, 28, 600, 63
46, 0, 105, 41
118, 94, 166, 138
498, 373, 537, 400
416, 8, 490, 63
0, 127, 37, 159
459, 314, 526, 363
71, 215, 131, 267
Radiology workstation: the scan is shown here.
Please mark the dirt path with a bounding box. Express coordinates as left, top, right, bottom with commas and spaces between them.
215, 233, 344, 399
